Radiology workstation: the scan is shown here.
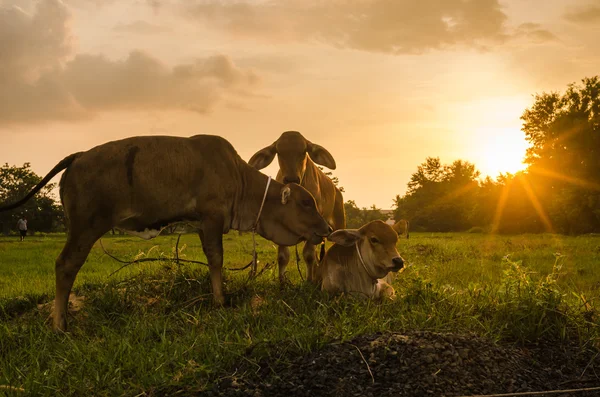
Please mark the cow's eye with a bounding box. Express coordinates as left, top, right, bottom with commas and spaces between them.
301, 199, 313, 207
370, 237, 380, 244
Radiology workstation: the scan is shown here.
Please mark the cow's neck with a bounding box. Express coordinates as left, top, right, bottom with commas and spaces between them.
338, 245, 378, 296
233, 165, 273, 232
302, 157, 319, 189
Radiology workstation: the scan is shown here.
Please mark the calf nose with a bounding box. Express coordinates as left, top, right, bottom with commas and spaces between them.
283, 177, 301, 184
392, 257, 404, 269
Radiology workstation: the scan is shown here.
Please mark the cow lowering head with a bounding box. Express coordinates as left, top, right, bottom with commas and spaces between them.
248, 131, 337, 184
328, 220, 404, 279
256, 181, 332, 246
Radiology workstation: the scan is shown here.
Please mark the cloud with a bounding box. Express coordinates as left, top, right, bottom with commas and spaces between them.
565, 1, 600, 24
181, 0, 550, 54
0, 0, 260, 125
513, 23, 558, 44
0, 0, 73, 80
113, 20, 171, 34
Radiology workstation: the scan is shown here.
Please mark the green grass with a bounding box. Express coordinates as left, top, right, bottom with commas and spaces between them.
0, 232, 599, 395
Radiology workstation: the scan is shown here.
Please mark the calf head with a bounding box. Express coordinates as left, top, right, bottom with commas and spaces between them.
328, 220, 405, 279
259, 182, 332, 246
249, 131, 337, 184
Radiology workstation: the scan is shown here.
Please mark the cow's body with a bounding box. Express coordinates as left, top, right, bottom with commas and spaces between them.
392, 219, 410, 239
249, 131, 345, 282
0, 134, 331, 331
318, 220, 405, 299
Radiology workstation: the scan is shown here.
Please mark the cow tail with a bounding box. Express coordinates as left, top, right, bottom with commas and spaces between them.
0, 152, 82, 212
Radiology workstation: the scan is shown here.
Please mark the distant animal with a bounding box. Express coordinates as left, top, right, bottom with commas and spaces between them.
249, 131, 346, 283
392, 219, 410, 239
0, 135, 332, 331
318, 220, 405, 299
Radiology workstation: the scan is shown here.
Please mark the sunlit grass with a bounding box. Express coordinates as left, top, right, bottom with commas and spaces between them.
0, 232, 599, 395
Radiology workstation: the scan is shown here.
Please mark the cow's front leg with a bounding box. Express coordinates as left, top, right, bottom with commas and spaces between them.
303, 242, 318, 283
198, 220, 225, 305
277, 245, 290, 284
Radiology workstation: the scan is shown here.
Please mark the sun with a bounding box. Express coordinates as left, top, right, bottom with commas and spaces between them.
474, 127, 529, 177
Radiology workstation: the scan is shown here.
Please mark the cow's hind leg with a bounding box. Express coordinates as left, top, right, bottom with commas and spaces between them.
198, 219, 225, 305
303, 242, 318, 283
277, 245, 290, 284
54, 230, 102, 332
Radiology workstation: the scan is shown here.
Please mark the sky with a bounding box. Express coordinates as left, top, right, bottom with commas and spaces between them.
1, 0, 599, 209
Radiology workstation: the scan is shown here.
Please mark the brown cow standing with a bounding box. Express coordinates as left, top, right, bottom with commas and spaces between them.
0, 135, 332, 331
249, 131, 346, 283
318, 220, 405, 299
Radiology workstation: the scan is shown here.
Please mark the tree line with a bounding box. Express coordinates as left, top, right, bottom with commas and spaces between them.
1, 77, 598, 235
394, 77, 600, 234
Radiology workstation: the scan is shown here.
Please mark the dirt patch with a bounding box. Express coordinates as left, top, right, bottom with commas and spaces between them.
209, 331, 599, 397
37, 293, 86, 315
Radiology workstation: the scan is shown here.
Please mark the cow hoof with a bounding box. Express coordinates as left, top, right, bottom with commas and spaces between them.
52, 318, 67, 333
212, 295, 225, 307
278, 273, 292, 285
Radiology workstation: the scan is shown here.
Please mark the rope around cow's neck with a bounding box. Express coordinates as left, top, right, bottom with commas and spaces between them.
355, 241, 378, 284
250, 176, 272, 277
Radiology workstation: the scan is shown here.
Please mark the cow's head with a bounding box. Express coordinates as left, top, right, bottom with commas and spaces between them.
328, 220, 405, 279
393, 219, 410, 239
249, 131, 336, 184
258, 182, 332, 246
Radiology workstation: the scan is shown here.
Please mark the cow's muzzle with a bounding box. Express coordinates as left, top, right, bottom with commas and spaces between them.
391, 257, 405, 272
283, 177, 301, 184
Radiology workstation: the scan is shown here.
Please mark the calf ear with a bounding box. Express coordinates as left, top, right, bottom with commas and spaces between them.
249, 143, 277, 170
307, 142, 336, 170
281, 185, 291, 204
327, 229, 361, 247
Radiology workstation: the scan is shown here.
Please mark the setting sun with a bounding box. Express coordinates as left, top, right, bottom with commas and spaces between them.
475, 127, 529, 177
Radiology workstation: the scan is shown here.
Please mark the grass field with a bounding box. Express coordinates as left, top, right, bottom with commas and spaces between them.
1, 232, 599, 395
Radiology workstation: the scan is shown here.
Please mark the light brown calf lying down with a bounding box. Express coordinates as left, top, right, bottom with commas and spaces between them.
318, 220, 405, 299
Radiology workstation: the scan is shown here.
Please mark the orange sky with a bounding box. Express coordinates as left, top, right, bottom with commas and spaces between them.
1, 0, 599, 208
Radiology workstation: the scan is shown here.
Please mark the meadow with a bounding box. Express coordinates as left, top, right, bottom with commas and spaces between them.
0, 232, 599, 395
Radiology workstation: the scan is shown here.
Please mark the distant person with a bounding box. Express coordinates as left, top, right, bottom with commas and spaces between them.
17, 216, 27, 241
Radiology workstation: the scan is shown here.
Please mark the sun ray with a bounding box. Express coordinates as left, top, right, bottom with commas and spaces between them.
529, 167, 600, 191
518, 176, 554, 233
428, 182, 478, 207
490, 181, 511, 234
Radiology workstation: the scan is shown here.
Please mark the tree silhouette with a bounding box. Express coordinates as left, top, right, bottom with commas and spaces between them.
0, 163, 63, 235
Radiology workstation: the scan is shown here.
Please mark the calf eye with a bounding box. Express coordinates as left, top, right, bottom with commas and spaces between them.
370, 237, 380, 244
302, 199, 313, 207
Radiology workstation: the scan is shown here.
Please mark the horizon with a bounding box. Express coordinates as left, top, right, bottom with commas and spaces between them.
1, 0, 599, 208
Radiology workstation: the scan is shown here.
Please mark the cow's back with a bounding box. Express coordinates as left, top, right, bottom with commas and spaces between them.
60, 135, 242, 231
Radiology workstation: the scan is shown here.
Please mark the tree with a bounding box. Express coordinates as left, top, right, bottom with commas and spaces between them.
344, 200, 388, 228
521, 76, 600, 233
395, 157, 481, 232
0, 163, 63, 235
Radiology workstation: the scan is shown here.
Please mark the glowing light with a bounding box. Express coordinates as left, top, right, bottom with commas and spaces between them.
474, 127, 528, 177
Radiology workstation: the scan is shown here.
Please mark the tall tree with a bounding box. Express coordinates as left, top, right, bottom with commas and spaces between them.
521, 76, 600, 233
396, 158, 481, 232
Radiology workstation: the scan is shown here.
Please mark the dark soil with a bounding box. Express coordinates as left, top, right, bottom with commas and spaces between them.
207, 331, 599, 397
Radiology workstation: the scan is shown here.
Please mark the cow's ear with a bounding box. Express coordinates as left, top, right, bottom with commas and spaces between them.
249, 143, 277, 170
307, 142, 336, 170
327, 229, 361, 246
281, 185, 291, 204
